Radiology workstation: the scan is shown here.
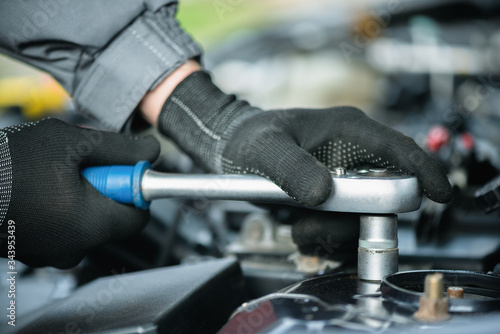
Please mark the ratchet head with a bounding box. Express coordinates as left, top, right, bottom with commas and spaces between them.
316, 168, 422, 214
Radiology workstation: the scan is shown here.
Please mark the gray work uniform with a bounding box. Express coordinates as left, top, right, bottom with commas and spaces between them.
0, 0, 202, 131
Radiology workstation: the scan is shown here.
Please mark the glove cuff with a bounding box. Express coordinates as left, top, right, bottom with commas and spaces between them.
0, 131, 12, 225
158, 70, 261, 172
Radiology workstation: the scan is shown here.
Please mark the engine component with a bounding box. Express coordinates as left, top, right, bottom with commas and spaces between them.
447, 287, 464, 299
12, 259, 246, 334
414, 273, 450, 322
381, 270, 500, 313
475, 175, 500, 213
219, 270, 500, 333
226, 213, 296, 255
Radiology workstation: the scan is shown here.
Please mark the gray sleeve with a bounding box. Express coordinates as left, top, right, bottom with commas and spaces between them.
0, 0, 203, 131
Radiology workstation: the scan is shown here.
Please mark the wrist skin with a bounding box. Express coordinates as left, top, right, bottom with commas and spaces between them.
139, 59, 202, 126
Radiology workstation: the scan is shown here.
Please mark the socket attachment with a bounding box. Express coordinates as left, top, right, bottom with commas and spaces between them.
358, 215, 398, 281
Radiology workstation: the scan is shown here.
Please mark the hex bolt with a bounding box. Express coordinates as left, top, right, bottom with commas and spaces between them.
447, 287, 464, 299
414, 273, 450, 322
425, 273, 444, 299
358, 214, 398, 281
332, 167, 346, 176
369, 168, 388, 174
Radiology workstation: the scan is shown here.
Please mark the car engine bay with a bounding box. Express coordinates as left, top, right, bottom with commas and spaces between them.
1, 0, 500, 333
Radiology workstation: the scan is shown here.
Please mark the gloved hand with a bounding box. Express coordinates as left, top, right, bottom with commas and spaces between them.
0, 118, 160, 268
158, 71, 453, 206
290, 211, 359, 261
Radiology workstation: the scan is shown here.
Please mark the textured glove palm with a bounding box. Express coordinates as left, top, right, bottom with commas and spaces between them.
159, 71, 453, 206
0, 118, 160, 268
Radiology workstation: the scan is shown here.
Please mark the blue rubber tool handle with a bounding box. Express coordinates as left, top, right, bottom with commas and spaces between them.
81, 161, 151, 210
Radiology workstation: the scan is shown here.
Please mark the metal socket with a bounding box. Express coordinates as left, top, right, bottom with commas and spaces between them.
425, 273, 444, 299
358, 215, 398, 281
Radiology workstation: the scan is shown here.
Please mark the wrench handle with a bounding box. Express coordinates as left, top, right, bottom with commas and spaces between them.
81, 161, 151, 209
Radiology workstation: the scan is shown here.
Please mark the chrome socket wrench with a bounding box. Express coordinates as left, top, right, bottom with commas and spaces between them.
82, 163, 422, 282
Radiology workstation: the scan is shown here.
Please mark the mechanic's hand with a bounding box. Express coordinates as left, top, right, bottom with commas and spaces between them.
0, 118, 160, 268
158, 71, 453, 206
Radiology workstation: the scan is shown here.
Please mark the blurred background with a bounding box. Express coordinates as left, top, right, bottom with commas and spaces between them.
1, 0, 499, 171
1, 0, 500, 329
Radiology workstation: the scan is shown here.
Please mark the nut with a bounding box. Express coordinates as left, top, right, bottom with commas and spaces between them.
447, 287, 464, 299
332, 167, 346, 175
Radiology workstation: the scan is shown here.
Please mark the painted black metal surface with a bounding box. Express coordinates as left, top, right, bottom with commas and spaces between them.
13, 259, 246, 334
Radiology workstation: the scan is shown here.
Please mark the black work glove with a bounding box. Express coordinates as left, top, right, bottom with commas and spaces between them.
290, 211, 359, 262
0, 118, 160, 269
159, 71, 453, 206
